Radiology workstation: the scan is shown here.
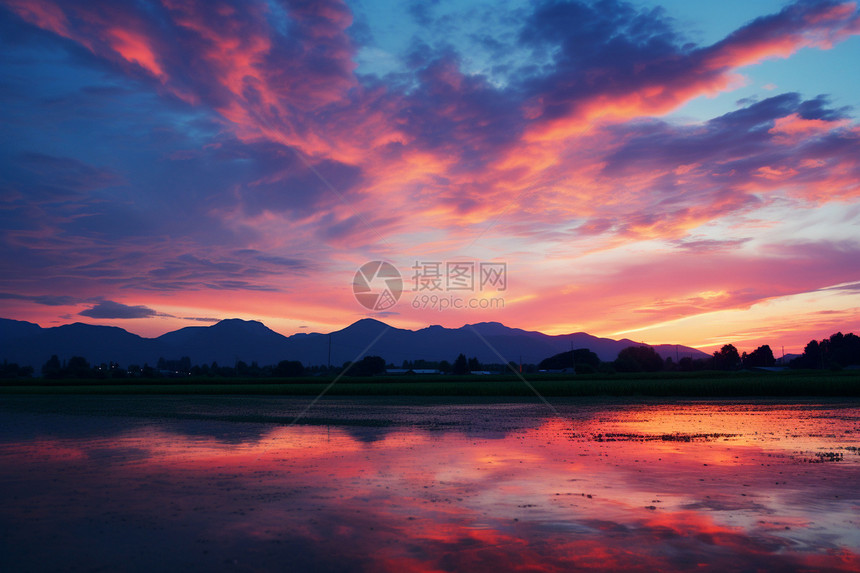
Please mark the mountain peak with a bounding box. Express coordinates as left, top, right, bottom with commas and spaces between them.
468, 321, 505, 328
211, 318, 266, 329
354, 318, 390, 326
0, 318, 43, 343
58, 322, 141, 335
465, 322, 526, 335
338, 318, 392, 331
210, 318, 293, 337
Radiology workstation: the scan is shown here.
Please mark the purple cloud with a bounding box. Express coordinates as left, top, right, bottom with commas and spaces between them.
79, 300, 158, 319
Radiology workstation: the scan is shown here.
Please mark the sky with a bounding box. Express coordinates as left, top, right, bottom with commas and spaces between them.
0, 0, 859, 355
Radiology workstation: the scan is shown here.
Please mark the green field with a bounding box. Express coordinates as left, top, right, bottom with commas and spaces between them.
2, 370, 858, 397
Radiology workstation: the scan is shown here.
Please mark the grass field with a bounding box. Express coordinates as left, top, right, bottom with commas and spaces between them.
1, 370, 858, 397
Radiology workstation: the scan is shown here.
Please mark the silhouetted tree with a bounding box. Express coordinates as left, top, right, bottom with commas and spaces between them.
713, 344, 741, 371
453, 353, 468, 375
65, 356, 92, 379
791, 332, 860, 369
615, 346, 663, 372
467, 357, 481, 372
42, 355, 62, 379
820, 332, 860, 368
347, 355, 386, 376
1, 360, 33, 379
742, 345, 776, 368
273, 360, 304, 377
538, 348, 600, 373
235, 360, 250, 376
791, 340, 822, 369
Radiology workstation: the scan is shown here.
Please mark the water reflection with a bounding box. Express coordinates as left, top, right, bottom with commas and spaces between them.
1, 397, 859, 572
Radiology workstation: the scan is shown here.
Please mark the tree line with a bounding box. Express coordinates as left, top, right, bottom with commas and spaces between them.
537, 331, 860, 374
22, 353, 513, 380
33, 355, 307, 380
789, 332, 860, 370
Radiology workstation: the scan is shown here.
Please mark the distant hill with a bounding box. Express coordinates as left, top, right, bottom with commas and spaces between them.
0, 317, 709, 372
0, 319, 160, 369
0, 318, 42, 345
156, 319, 294, 366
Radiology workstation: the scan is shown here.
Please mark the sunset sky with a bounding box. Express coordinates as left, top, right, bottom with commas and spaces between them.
1, 0, 859, 354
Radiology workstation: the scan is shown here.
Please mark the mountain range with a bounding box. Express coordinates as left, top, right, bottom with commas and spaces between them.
0, 317, 709, 371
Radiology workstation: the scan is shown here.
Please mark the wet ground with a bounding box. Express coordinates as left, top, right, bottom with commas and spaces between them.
1, 396, 859, 572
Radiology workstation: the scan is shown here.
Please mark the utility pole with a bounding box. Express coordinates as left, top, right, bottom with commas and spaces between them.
328, 334, 332, 370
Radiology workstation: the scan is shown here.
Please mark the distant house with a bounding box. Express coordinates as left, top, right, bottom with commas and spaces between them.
385, 368, 441, 375
158, 369, 192, 377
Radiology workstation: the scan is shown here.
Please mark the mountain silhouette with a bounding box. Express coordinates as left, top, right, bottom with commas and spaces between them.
0, 318, 42, 344
0, 317, 708, 371
156, 319, 293, 365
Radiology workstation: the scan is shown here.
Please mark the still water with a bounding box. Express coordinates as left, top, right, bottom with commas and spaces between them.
1, 396, 859, 572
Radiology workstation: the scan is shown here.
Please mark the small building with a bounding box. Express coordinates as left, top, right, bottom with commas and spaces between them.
385, 368, 442, 375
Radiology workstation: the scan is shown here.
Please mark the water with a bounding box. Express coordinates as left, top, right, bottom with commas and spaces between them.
1, 396, 859, 572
